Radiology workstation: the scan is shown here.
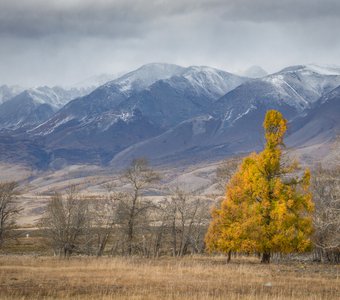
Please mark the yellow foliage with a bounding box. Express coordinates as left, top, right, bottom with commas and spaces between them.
205, 110, 314, 259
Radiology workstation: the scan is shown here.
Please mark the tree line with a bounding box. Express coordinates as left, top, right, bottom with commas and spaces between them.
37, 158, 212, 258
0, 111, 339, 263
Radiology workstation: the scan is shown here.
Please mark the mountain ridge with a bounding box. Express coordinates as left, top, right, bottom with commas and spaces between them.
0, 62, 338, 169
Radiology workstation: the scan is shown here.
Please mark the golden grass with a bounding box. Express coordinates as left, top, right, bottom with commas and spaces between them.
0, 255, 339, 299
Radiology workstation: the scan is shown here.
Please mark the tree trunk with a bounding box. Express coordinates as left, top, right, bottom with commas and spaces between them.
154, 222, 165, 258
261, 252, 271, 263
127, 220, 133, 255
97, 233, 109, 257
171, 215, 177, 256
127, 191, 138, 256
227, 250, 231, 263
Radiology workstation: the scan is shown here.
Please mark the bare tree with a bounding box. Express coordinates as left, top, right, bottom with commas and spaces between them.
149, 203, 169, 257
0, 182, 21, 248
39, 186, 91, 257
160, 187, 211, 257
91, 191, 123, 257
117, 158, 160, 255
312, 166, 340, 263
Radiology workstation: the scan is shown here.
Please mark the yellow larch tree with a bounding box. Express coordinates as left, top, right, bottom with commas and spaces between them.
205, 110, 314, 263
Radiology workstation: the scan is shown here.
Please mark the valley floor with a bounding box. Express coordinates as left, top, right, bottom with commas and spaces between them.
0, 255, 339, 299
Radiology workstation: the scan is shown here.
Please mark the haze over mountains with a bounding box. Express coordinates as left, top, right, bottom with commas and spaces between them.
0, 63, 339, 170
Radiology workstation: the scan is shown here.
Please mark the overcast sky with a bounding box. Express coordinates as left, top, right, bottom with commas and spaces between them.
1, 0, 339, 87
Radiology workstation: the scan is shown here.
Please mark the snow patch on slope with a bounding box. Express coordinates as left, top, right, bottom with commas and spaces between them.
263, 75, 309, 109
232, 105, 257, 123
31, 115, 75, 135
91, 111, 134, 131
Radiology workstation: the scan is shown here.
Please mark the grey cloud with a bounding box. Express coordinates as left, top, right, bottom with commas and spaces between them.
1, 0, 339, 38
0, 0, 154, 38
0, 0, 339, 86
219, 0, 340, 22
0, 0, 212, 38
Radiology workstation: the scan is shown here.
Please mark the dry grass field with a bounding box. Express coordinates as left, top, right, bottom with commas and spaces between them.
0, 255, 339, 300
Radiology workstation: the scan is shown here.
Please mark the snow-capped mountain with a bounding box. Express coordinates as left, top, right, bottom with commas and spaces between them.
170, 65, 248, 97
37, 63, 185, 125
287, 85, 340, 147
33, 63, 245, 137
111, 65, 340, 167
0, 85, 25, 103
272, 64, 340, 101
0, 63, 339, 169
213, 64, 340, 126
104, 63, 186, 95
26, 64, 188, 164
22, 86, 92, 109
284, 64, 340, 76
175, 66, 247, 99
27, 63, 247, 166
119, 66, 248, 127
0, 91, 55, 130
111, 85, 340, 168
240, 66, 268, 78
0, 85, 95, 129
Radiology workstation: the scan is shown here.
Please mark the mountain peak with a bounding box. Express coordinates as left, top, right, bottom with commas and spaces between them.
137, 62, 183, 70
185, 65, 223, 72
176, 65, 246, 99
103, 63, 185, 94
72, 73, 122, 90
278, 64, 340, 76
240, 65, 268, 78
0, 84, 25, 103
